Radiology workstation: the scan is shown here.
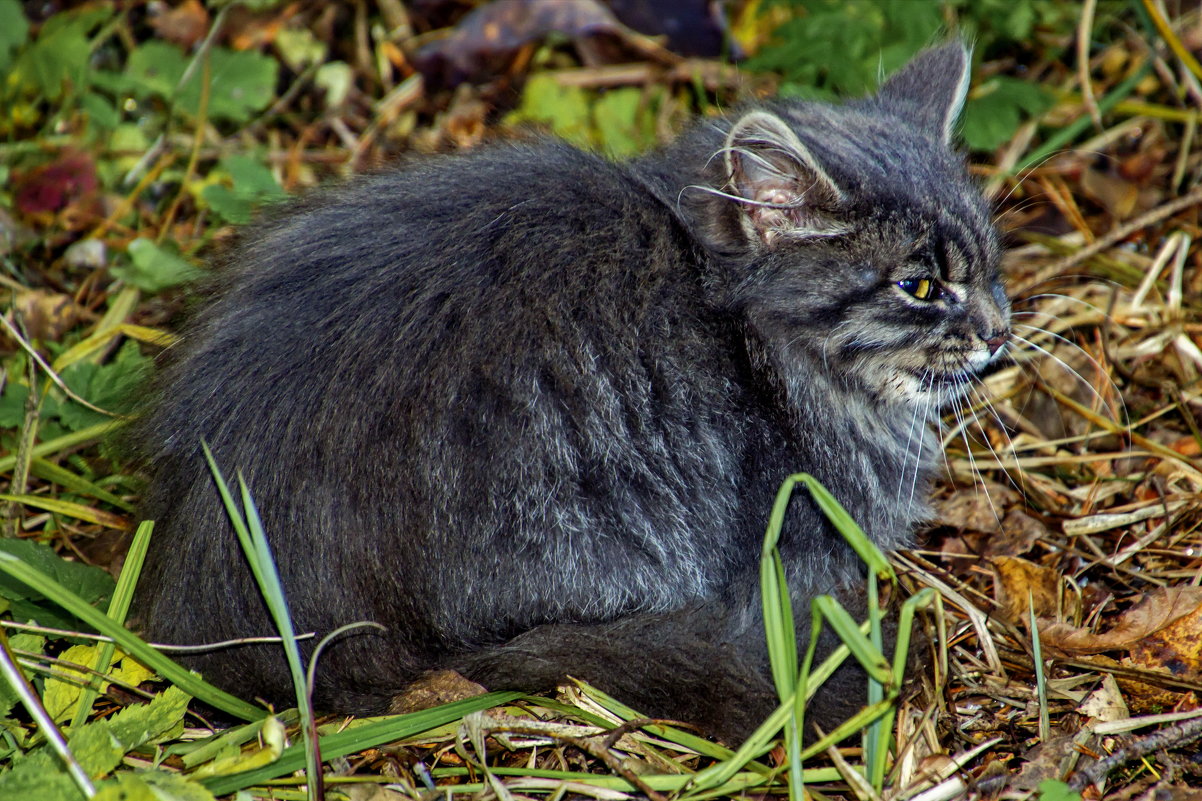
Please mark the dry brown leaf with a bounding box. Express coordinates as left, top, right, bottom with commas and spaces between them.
992, 555, 1063, 622
149, 0, 209, 49
987, 508, 1050, 557
14, 289, 84, 342
1081, 166, 1140, 218
387, 669, 487, 714
1127, 598, 1202, 682
1040, 586, 1202, 658
1078, 673, 1129, 722
937, 492, 1005, 534
1010, 734, 1077, 791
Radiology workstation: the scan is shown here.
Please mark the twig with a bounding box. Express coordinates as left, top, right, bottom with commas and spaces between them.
0, 628, 95, 798
487, 721, 676, 801
1078, 0, 1102, 129
1141, 0, 1202, 82
1015, 184, 1202, 296
1069, 713, 1202, 790
0, 314, 124, 419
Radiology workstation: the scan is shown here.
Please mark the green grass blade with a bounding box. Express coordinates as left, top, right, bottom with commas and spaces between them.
0, 550, 265, 721
30, 457, 135, 512
200, 691, 525, 795
570, 682, 743, 763
68, 519, 154, 731
796, 475, 892, 579
810, 596, 891, 683
201, 444, 321, 799
0, 422, 120, 473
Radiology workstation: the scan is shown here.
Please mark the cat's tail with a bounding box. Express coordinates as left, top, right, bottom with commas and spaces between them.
449, 603, 871, 744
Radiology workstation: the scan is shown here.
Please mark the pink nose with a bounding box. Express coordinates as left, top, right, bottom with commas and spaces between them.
983, 332, 1008, 355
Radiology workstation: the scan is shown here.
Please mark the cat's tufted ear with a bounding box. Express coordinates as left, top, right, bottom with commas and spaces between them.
723, 110, 846, 247
876, 42, 971, 145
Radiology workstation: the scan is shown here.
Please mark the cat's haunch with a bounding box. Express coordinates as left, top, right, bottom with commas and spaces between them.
132, 42, 1008, 743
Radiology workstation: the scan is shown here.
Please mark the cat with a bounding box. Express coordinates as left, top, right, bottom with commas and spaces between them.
131, 42, 1009, 743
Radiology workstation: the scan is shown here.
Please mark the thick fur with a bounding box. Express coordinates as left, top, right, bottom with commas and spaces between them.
132, 44, 1007, 744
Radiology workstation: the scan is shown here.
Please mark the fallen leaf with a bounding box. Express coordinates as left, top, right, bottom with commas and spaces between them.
992, 555, 1063, 621
388, 669, 487, 714
14, 152, 99, 219
1078, 673, 1128, 722
15, 289, 84, 342
1081, 166, 1139, 219
415, 0, 629, 86
1011, 735, 1077, 791
937, 492, 1005, 534
1040, 586, 1202, 657
1125, 598, 1202, 696
149, 0, 209, 49
997, 509, 1051, 553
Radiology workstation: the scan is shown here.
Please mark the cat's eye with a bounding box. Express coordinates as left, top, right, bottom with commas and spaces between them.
898, 277, 938, 301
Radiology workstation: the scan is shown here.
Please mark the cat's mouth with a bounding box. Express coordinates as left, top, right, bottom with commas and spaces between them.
914, 369, 975, 390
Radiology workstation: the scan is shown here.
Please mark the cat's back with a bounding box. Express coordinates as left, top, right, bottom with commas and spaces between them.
148, 140, 713, 457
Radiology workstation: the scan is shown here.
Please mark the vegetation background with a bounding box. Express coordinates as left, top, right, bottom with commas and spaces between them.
0, 0, 1201, 799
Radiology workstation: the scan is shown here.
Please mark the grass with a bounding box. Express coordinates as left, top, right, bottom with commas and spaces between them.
2, 0, 1202, 799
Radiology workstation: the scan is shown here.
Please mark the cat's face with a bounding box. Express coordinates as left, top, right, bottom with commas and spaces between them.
701, 44, 1009, 412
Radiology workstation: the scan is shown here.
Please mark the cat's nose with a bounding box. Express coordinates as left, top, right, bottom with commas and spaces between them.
982, 331, 1008, 355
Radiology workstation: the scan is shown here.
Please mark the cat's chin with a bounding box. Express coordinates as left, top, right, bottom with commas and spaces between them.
887, 368, 979, 407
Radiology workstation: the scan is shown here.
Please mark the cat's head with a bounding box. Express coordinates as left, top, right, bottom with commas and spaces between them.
696, 43, 1009, 411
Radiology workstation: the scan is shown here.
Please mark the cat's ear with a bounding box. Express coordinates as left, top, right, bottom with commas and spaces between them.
723, 110, 846, 247
876, 42, 971, 145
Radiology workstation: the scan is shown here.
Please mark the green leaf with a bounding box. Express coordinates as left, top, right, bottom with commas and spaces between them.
56, 339, 153, 431
201, 155, 286, 223
93, 775, 158, 801
1038, 779, 1083, 801
80, 92, 120, 133
0, 749, 82, 801
0, 382, 30, 428
125, 40, 186, 101
506, 73, 593, 150
199, 185, 252, 224
961, 76, 1055, 151
112, 238, 202, 294
275, 27, 326, 71
105, 686, 191, 750
67, 715, 125, 777
6, 6, 107, 100
0, 633, 44, 718
222, 154, 287, 198
95, 771, 217, 801
0, 539, 114, 631
182, 47, 278, 123
592, 88, 652, 158
0, 551, 265, 721
0, 0, 29, 74
125, 42, 279, 124
315, 61, 352, 108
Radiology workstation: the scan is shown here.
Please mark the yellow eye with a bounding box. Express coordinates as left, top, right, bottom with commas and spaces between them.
898, 277, 936, 300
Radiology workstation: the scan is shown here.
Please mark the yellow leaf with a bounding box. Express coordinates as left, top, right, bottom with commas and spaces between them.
44, 643, 105, 721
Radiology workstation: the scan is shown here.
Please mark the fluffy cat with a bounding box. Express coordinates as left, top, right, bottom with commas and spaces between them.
132, 42, 1009, 743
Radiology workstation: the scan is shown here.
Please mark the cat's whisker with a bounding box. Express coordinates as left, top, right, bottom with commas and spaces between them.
967, 379, 1027, 502
905, 377, 936, 518
948, 381, 1009, 532
898, 374, 929, 504
1009, 326, 1126, 423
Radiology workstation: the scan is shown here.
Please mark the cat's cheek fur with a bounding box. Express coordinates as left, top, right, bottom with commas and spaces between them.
131, 43, 1006, 744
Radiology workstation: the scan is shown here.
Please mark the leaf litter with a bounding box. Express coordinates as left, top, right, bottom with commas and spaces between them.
1, 1, 1202, 799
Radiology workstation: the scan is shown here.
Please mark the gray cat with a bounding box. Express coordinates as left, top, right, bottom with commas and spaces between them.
132, 43, 1009, 742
